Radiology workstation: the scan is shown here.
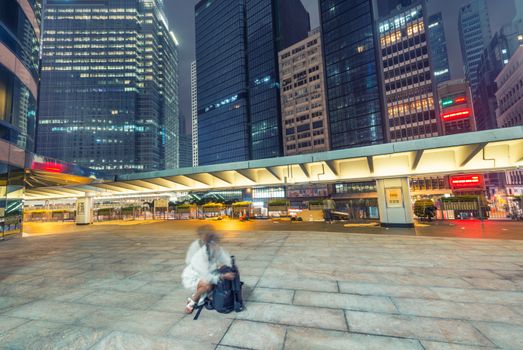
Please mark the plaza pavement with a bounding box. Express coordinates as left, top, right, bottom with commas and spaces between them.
0, 221, 523, 349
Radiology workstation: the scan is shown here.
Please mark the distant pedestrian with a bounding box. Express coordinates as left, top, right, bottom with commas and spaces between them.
182, 225, 235, 314
323, 196, 336, 223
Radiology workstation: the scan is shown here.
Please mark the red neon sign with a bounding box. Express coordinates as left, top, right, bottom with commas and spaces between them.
450, 175, 484, 189
441, 110, 470, 121
454, 97, 466, 103
32, 161, 66, 173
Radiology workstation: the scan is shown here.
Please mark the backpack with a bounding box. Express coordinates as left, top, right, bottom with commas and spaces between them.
193, 256, 244, 320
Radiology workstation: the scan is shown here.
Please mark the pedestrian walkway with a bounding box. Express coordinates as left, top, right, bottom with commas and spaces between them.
1, 222, 522, 349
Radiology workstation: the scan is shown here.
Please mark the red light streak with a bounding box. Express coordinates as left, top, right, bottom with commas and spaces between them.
454, 97, 466, 103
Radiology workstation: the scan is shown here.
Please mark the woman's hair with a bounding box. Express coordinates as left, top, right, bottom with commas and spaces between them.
197, 224, 220, 245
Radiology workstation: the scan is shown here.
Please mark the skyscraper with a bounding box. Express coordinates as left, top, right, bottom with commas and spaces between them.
319, 0, 385, 149
191, 61, 198, 167
0, 0, 40, 154
195, 0, 309, 165
195, 0, 251, 165
0, 0, 41, 235
475, 19, 523, 130
178, 115, 192, 168
38, 0, 179, 174
458, 0, 492, 94
428, 13, 451, 84
378, 2, 440, 141
246, 0, 310, 160
279, 29, 329, 155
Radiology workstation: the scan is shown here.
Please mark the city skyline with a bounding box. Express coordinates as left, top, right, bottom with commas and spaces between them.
164, 0, 516, 132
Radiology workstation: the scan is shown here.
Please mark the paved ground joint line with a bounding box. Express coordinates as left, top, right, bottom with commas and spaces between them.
281, 327, 288, 350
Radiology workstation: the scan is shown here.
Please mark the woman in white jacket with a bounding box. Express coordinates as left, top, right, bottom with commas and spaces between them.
182, 228, 235, 314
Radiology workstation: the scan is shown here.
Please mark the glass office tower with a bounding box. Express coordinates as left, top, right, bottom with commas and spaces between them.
428, 13, 451, 84
319, 0, 385, 149
195, 0, 251, 165
0, 0, 41, 235
458, 0, 491, 95
246, 0, 310, 160
195, 0, 309, 165
38, 0, 179, 174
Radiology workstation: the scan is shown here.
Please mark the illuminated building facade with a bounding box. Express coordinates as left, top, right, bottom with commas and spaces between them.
38, 0, 179, 174
428, 13, 451, 85
191, 61, 198, 167
319, 0, 386, 149
278, 29, 330, 155
378, 2, 440, 141
195, 0, 310, 165
438, 80, 476, 135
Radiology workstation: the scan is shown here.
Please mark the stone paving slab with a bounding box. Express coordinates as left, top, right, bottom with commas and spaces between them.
0, 315, 28, 334
220, 320, 286, 350
472, 322, 523, 349
2, 222, 523, 349
393, 297, 523, 325
5, 299, 96, 324
346, 310, 494, 347
89, 331, 215, 350
338, 281, 439, 299
293, 291, 397, 313
0, 320, 107, 350
78, 307, 183, 336
284, 327, 424, 350
167, 312, 233, 343
235, 302, 348, 331
420, 340, 497, 350
247, 287, 295, 304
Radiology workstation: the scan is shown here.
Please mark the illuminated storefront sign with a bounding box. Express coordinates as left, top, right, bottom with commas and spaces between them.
31, 161, 67, 173
441, 96, 467, 107
450, 175, 484, 189
441, 110, 470, 121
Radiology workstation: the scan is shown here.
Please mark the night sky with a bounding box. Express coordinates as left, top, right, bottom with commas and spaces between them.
163, 0, 517, 134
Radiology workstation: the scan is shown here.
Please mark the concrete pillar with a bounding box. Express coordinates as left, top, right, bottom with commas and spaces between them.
376, 177, 414, 228
76, 195, 93, 225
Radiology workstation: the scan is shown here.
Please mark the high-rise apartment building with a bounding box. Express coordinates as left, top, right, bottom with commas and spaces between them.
279, 29, 329, 155
378, 2, 440, 141
458, 0, 491, 94
38, 0, 179, 174
438, 80, 476, 135
319, 0, 385, 149
428, 13, 451, 84
191, 61, 198, 167
475, 19, 523, 130
195, 0, 309, 165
